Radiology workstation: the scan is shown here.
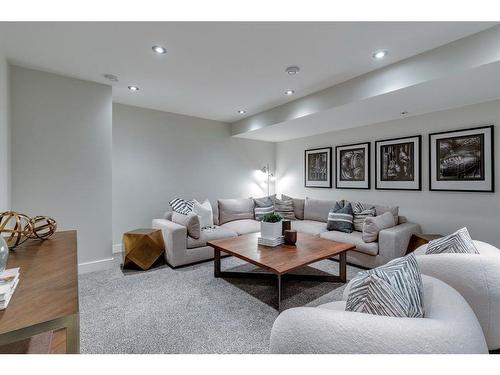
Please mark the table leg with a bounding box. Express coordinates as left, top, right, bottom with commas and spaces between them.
277, 274, 282, 312
214, 248, 221, 278
65, 313, 80, 354
339, 251, 347, 283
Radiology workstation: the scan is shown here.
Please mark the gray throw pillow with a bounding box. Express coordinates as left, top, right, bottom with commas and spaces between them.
254, 196, 274, 221
362, 211, 395, 243
273, 197, 296, 220
425, 227, 479, 254
327, 202, 354, 233
352, 202, 376, 232
281, 194, 305, 220
172, 212, 201, 239
345, 253, 424, 318
218, 198, 255, 225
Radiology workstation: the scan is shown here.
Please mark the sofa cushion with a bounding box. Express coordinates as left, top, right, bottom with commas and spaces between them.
327, 202, 354, 233
220, 219, 261, 235
218, 198, 255, 224
192, 199, 214, 228
172, 212, 201, 239
253, 196, 275, 221
187, 226, 238, 249
320, 230, 379, 256
273, 197, 296, 220
303, 197, 336, 222
282, 194, 305, 220
352, 202, 376, 232
291, 220, 328, 236
362, 212, 395, 243
345, 201, 399, 225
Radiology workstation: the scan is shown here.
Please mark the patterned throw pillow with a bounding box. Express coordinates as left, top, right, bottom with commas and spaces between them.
169, 198, 194, 215
345, 254, 424, 318
352, 202, 376, 232
425, 227, 479, 254
254, 196, 274, 221
327, 202, 354, 233
273, 197, 296, 220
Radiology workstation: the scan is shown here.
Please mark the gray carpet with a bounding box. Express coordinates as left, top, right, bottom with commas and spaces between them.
78, 256, 363, 353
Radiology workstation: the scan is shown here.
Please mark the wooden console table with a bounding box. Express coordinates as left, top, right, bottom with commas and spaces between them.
0, 231, 80, 353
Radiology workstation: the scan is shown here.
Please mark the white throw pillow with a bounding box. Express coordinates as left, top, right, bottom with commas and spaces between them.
192, 199, 214, 229
362, 211, 395, 243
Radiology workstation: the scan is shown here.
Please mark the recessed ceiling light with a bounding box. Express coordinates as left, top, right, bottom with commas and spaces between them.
103, 74, 119, 82
152, 45, 167, 54
128, 86, 140, 92
373, 50, 388, 60
285, 66, 300, 75
285, 89, 295, 96
238, 110, 246, 114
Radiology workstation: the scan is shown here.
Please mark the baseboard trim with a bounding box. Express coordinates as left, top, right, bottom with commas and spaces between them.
112, 243, 123, 254
78, 257, 115, 274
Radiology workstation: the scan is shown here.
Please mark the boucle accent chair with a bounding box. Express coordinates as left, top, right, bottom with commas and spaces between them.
414, 240, 500, 350
269, 275, 488, 354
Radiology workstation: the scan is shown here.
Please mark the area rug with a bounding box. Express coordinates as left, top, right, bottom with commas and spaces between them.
78, 257, 363, 353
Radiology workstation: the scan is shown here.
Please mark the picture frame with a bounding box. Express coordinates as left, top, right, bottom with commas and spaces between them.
375, 135, 422, 190
429, 125, 494, 192
335, 142, 370, 189
304, 147, 332, 188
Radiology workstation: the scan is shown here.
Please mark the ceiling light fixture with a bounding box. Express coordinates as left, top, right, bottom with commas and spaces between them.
128, 86, 140, 92
373, 50, 388, 60
285, 89, 295, 96
152, 45, 167, 54
238, 110, 246, 114
103, 74, 119, 83
285, 66, 300, 75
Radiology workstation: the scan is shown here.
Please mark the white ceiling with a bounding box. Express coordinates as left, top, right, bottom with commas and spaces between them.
0, 22, 495, 123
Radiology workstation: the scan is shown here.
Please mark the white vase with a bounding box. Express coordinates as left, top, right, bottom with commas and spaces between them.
0, 236, 8, 274
260, 221, 283, 239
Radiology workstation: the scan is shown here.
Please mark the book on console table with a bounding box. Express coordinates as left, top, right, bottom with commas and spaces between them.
0, 268, 20, 310
258, 236, 285, 247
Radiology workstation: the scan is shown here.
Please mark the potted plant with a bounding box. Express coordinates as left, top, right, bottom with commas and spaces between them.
260, 212, 283, 239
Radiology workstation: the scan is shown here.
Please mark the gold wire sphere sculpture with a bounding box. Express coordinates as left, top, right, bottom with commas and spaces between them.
0, 211, 57, 249
28, 216, 58, 240
0, 211, 33, 248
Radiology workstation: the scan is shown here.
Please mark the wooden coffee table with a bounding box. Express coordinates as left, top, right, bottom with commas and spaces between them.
208, 232, 355, 311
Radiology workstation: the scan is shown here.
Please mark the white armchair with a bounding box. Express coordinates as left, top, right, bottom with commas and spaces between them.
415, 240, 500, 350
269, 275, 487, 354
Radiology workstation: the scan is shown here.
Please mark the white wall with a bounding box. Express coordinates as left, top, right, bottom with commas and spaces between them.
10, 66, 113, 272
112, 103, 275, 245
276, 99, 500, 247
0, 54, 9, 211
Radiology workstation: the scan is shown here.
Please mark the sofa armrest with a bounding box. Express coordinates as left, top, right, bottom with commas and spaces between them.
378, 222, 421, 263
152, 218, 187, 264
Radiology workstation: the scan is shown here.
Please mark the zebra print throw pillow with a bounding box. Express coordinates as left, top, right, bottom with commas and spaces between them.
352, 202, 376, 232
254, 196, 275, 221
169, 198, 194, 215
345, 253, 424, 318
327, 202, 354, 233
425, 227, 479, 254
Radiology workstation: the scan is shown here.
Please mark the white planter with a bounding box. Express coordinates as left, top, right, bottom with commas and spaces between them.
260, 221, 283, 239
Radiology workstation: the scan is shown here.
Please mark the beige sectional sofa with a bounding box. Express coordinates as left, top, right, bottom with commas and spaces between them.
152, 196, 421, 268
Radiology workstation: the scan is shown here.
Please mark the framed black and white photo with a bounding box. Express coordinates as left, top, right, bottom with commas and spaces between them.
429, 125, 494, 192
375, 135, 421, 190
335, 142, 370, 189
304, 147, 332, 188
